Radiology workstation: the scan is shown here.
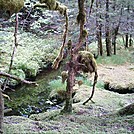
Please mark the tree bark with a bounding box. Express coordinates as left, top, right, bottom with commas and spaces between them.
0, 87, 4, 134
112, 7, 122, 55
62, 0, 85, 113
125, 33, 129, 48
62, 62, 75, 113
129, 34, 133, 46
105, 0, 112, 56
96, 0, 103, 56
112, 26, 119, 55
125, 4, 129, 48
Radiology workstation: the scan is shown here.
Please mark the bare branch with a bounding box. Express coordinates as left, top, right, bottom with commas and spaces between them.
0, 71, 38, 86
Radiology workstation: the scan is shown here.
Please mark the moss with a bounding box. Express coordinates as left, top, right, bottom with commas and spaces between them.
117, 103, 134, 116
4, 87, 133, 133
78, 51, 97, 73
82, 29, 88, 39
77, 11, 86, 24
35, 0, 67, 16
0, 0, 24, 18
29, 109, 61, 121
78, 51, 94, 59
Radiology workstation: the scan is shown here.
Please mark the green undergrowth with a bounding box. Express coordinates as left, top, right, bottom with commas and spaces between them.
0, 30, 60, 83
48, 79, 66, 91
48, 75, 105, 92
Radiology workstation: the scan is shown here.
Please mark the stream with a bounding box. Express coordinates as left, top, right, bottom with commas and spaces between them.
4, 68, 61, 117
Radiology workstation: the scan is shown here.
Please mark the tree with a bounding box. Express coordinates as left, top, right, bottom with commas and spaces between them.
105, 0, 112, 56
116, 0, 134, 48
125, 3, 130, 48
111, 0, 123, 55
96, 0, 103, 56
62, 0, 98, 112
62, 0, 86, 113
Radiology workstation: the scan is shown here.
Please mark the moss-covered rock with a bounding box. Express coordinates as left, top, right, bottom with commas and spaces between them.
0, 0, 24, 19
29, 109, 60, 121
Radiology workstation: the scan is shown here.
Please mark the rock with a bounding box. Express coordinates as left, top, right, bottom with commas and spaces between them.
117, 103, 134, 116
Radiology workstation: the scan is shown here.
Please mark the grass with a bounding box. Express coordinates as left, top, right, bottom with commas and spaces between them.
76, 76, 92, 87
48, 79, 66, 91
96, 49, 133, 65
96, 80, 105, 89
89, 36, 134, 65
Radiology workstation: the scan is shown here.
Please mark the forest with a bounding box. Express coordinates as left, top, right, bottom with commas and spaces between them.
0, 0, 134, 133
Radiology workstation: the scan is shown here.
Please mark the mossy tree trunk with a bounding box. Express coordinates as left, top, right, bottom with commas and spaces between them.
62, 0, 85, 113
62, 62, 75, 113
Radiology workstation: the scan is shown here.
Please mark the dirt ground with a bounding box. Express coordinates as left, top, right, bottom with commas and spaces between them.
98, 64, 134, 84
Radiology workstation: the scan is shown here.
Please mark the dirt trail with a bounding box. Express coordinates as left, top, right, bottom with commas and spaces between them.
98, 64, 134, 85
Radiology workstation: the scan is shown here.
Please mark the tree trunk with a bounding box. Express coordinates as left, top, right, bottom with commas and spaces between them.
111, 0, 116, 55
125, 33, 129, 48
105, 0, 112, 56
96, 0, 103, 56
112, 6, 122, 55
62, 0, 85, 113
0, 87, 4, 134
125, 4, 129, 48
62, 63, 75, 113
112, 26, 120, 55
129, 34, 133, 47
112, 32, 117, 55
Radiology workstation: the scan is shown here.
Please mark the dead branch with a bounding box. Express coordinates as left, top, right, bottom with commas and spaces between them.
52, 12, 69, 69
83, 71, 98, 105
0, 71, 38, 86
2, 14, 19, 91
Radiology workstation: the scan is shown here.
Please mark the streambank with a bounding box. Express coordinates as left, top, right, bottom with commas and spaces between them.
4, 67, 62, 117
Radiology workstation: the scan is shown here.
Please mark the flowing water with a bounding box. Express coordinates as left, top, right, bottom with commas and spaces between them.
4, 69, 60, 117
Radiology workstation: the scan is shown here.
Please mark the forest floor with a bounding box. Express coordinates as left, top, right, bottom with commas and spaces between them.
3, 63, 134, 134
97, 64, 134, 93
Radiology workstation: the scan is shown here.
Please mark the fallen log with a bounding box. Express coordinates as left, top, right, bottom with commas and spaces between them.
0, 71, 38, 86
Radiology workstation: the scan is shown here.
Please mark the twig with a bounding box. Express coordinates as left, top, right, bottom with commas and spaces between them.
21, 7, 33, 30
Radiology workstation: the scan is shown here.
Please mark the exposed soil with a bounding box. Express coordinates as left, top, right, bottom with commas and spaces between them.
98, 64, 134, 93
98, 64, 134, 85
